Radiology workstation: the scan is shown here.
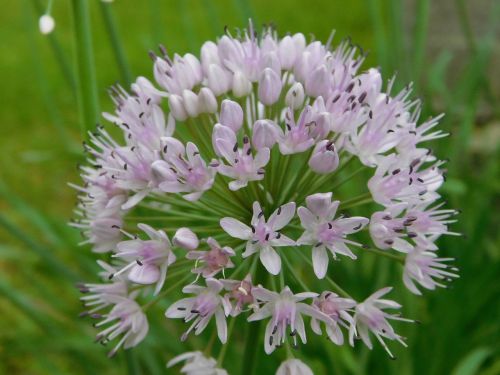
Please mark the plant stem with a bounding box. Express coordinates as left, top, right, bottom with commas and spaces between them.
72, 0, 99, 137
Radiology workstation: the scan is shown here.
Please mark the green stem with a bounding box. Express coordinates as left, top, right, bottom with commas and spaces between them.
217, 317, 236, 366
99, 0, 133, 86
294, 247, 352, 298
72, 0, 99, 137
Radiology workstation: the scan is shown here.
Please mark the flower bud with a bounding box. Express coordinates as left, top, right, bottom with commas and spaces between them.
173, 227, 199, 250
39, 14, 55, 35
183, 53, 203, 84
200, 41, 220, 74
198, 87, 218, 114
212, 123, 236, 156
308, 140, 339, 174
258, 68, 282, 105
305, 64, 330, 97
252, 120, 282, 149
220, 100, 243, 132
278, 35, 297, 70
168, 94, 187, 121
285, 82, 305, 110
207, 64, 230, 96
260, 51, 281, 74
182, 90, 199, 118
232, 71, 252, 97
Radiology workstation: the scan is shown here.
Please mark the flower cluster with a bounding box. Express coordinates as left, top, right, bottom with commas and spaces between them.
73, 21, 459, 373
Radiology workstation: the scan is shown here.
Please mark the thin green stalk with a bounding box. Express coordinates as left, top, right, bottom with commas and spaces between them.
99, 1, 133, 86
412, 0, 430, 86
32, 0, 77, 91
72, 0, 99, 136
294, 247, 352, 298
217, 317, 237, 366
124, 350, 140, 375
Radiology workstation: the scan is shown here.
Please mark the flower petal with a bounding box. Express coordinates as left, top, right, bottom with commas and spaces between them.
220, 218, 252, 239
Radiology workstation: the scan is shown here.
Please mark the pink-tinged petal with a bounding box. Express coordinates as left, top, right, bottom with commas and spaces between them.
297, 303, 334, 324
337, 217, 369, 234
326, 325, 344, 345
254, 147, 270, 169
128, 264, 160, 284
297, 207, 316, 230
264, 320, 276, 354
173, 227, 199, 250
228, 179, 249, 191
293, 292, 318, 301
294, 314, 307, 343
215, 309, 228, 343
297, 231, 315, 246
259, 246, 281, 275
305, 192, 333, 218
159, 181, 187, 193
205, 278, 223, 293
251, 201, 263, 224
182, 284, 205, 294
153, 263, 169, 295
183, 191, 204, 201
121, 189, 150, 210
328, 241, 357, 259
311, 317, 322, 335
270, 234, 295, 247
367, 286, 393, 301
212, 124, 236, 156
268, 202, 296, 231
251, 286, 279, 302
165, 298, 194, 318
242, 241, 259, 257
312, 246, 329, 279
216, 138, 237, 162
392, 238, 414, 253
247, 305, 273, 322
220, 218, 252, 239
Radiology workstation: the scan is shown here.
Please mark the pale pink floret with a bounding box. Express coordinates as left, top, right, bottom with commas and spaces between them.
153, 137, 216, 201
349, 287, 412, 358
248, 286, 332, 354
403, 247, 459, 295
167, 351, 228, 375
187, 237, 235, 278
310, 291, 356, 345
220, 201, 296, 275
221, 274, 255, 316
165, 278, 231, 343
212, 124, 270, 190
368, 154, 444, 206
94, 296, 149, 357
370, 201, 460, 252
113, 223, 176, 295
297, 192, 369, 278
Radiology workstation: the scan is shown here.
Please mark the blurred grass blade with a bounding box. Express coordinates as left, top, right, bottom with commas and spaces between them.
366, 0, 388, 72
0, 278, 56, 333
412, 0, 430, 87
72, 0, 99, 136
451, 347, 493, 375
99, 1, 133, 86
0, 182, 63, 247
0, 214, 78, 281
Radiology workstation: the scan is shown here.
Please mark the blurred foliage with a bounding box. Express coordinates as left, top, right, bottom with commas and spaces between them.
0, 0, 499, 374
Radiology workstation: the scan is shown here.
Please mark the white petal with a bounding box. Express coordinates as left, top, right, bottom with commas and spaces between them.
268, 202, 296, 231
220, 218, 252, 239
312, 246, 329, 279
259, 246, 281, 275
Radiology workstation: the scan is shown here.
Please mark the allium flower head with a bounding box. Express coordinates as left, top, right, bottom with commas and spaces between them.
73, 20, 460, 368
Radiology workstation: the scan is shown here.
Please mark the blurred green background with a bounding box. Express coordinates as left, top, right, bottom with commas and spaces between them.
0, 0, 499, 374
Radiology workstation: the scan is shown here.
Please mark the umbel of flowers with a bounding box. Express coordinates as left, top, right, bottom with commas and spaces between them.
72, 21, 460, 374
